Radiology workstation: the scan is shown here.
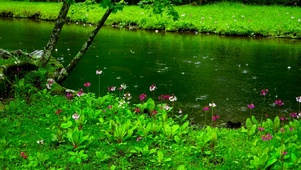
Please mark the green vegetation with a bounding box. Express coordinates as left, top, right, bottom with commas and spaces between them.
1, 72, 301, 169
1, 2, 301, 38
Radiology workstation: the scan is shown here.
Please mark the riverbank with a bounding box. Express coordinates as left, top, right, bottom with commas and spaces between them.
0, 2, 301, 38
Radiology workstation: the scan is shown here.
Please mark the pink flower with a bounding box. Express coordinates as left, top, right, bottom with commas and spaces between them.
108, 105, 112, 109
134, 108, 141, 113
261, 134, 273, 141
203, 106, 210, 111
247, 103, 255, 109
77, 89, 84, 97
139, 93, 147, 101
261, 89, 268, 96
150, 84, 156, 91
108, 86, 116, 91
66, 92, 73, 99
275, 99, 284, 106
258, 127, 264, 131
84, 82, 91, 87
212, 115, 220, 121
290, 112, 298, 118
96, 70, 102, 75
280, 117, 287, 121
20, 152, 28, 159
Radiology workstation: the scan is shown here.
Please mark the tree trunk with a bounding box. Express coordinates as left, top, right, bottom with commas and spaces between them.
41, 1, 70, 67
56, 8, 113, 83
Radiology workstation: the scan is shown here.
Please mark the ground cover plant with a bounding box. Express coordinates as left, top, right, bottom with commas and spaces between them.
0, 1, 301, 38
1, 67, 301, 169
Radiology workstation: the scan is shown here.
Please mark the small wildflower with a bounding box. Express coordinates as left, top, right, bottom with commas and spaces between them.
77, 89, 84, 97
261, 89, 268, 96
84, 82, 91, 87
46, 78, 55, 89
281, 151, 288, 156
169, 94, 177, 102
212, 115, 220, 121
290, 112, 297, 118
247, 103, 255, 109
280, 128, 285, 133
296, 96, 301, 103
136, 137, 142, 142
149, 84, 156, 91
96, 70, 102, 75
203, 106, 210, 111
124, 92, 132, 100
179, 109, 182, 114
280, 117, 287, 121
66, 92, 73, 99
209, 102, 216, 107
134, 108, 141, 113
139, 93, 147, 101
120, 83, 127, 90
258, 127, 265, 131
72, 113, 80, 120
151, 110, 158, 116
20, 152, 28, 159
37, 139, 44, 145
164, 105, 171, 110
275, 99, 284, 106
261, 134, 273, 141
108, 86, 116, 91
108, 105, 112, 109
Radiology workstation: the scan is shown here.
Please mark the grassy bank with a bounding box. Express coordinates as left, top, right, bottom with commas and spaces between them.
0, 2, 301, 38
1, 75, 301, 169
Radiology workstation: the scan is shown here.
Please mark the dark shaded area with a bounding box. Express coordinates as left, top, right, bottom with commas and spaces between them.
226, 121, 242, 129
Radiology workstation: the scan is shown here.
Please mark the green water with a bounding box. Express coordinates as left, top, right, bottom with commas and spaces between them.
1, 18, 301, 124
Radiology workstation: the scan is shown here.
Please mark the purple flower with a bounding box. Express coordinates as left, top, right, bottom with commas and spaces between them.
280, 117, 287, 121
258, 127, 265, 131
203, 106, 210, 111
212, 115, 220, 121
66, 92, 73, 99
275, 99, 284, 106
247, 103, 255, 109
84, 82, 91, 87
290, 112, 298, 118
261, 134, 273, 141
261, 89, 268, 96
77, 89, 84, 97
139, 93, 147, 101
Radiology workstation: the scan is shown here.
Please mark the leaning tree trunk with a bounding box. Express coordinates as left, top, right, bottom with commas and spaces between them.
41, 0, 71, 67
56, 8, 113, 83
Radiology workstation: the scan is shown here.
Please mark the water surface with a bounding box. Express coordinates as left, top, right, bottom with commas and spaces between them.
1, 18, 301, 124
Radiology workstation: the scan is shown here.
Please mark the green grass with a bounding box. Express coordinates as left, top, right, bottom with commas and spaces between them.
1, 74, 301, 169
0, 2, 301, 38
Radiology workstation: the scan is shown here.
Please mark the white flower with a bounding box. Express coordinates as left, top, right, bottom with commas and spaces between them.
149, 84, 156, 91
72, 113, 80, 120
121, 83, 127, 90
296, 96, 301, 103
96, 70, 102, 75
37, 139, 44, 145
164, 105, 171, 110
169, 95, 177, 102
209, 103, 216, 107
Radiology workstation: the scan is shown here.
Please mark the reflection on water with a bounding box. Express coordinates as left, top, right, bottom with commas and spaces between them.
1, 18, 301, 124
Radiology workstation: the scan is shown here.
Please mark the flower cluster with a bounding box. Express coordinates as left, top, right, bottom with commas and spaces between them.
296, 96, 301, 103
139, 93, 147, 101
203, 106, 210, 111
149, 84, 156, 91
261, 134, 273, 141
247, 103, 255, 109
158, 94, 170, 101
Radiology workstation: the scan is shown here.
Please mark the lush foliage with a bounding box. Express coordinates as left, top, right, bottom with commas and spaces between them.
1, 76, 301, 169
1, 2, 301, 38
